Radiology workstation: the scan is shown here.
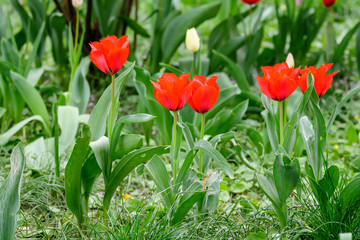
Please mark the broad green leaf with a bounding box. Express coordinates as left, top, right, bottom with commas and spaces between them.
119, 16, 150, 38
261, 95, 279, 153
24, 137, 53, 171
65, 125, 91, 226
104, 147, 169, 210
331, 22, 360, 64
0, 107, 5, 119
113, 134, 143, 160
194, 140, 234, 179
273, 155, 300, 203
244, 27, 263, 74
26, 68, 44, 86
212, 50, 250, 92
11, 71, 51, 135
162, 2, 221, 62
24, 22, 45, 77
0, 115, 44, 146
202, 172, 220, 213
174, 150, 196, 193
88, 62, 134, 141
1, 39, 19, 69
110, 113, 155, 156
159, 63, 184, 76
58, 106, 79, 152
256, 173, 286, 228
171, 182, 205, 225
327, 84, 360, 134
89, 136, 110, 180
339, 177, 360, 213
0, 143, 25, 240
69, 57, 91, 114
145, 154, 173, 209
318, 165, 339, 200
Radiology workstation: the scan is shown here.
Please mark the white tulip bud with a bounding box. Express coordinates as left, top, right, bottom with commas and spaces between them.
286, 52, 295, 68
185, 28, 200, 53
72, 0, 83, 8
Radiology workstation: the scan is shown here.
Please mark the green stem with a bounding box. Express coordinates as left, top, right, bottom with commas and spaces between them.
199, 113, 205, 174
279, 101, 284, 146
67, 9, 80, 104
109, 74, 116, 142
172, 111, 178, 182
193, 52, 197, 76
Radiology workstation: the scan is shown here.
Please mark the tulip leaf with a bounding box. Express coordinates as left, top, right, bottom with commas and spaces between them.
90, 136, 110, 181
212, 50, 250, 92
194, 140, 234, 179
0, 115, 44, 146
10, 71, 51, 135
0, 143, 25, 240
88, 62, 134, 141
112, 134, 143, 160
261, 95, 279, 153
339, 176, 360, 214
69, 57, 91, 114
119, 16, 150, 38
145, 154, 174, 209
162, 2, 221, 62
327, 83, 360, 134
174, 149, 197, 193
24, 22, 45, 77
104, 147, 169, 210
273, 154, 300, 203
58, 106, 79, 152
171, 182, 205, 225
65, 125, 91, 226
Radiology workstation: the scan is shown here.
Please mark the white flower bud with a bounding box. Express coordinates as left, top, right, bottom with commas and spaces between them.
72, 0, 83, 8
286, 52, 295, 68
185, 28, 200, 53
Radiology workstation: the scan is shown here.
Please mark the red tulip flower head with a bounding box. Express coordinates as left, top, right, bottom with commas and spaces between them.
89, 35, 130, 75
187, 75, 219, 114
322, 0, 336, 7
255, 63, 300, 101
151, 73, 191, 111
241, 0, 261, 4
298, 64, 339, 98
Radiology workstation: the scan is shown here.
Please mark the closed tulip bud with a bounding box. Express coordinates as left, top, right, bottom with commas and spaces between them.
185, 28, 200, 53
286, 53, 294, 68
72, 0, 83, 8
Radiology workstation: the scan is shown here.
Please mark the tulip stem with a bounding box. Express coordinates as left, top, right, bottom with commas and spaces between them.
193, 52, 197, 76
199, 113, 205, 174
109, 74, 115, 142
172, 111, 178, 183
279, 101, 284, 146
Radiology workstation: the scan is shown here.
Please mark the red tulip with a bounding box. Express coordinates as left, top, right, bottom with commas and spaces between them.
151, 73, 191, 111
255, 63, 300, 101
89, 35, 130, 75
322, 0, 336, 7
187, 75, 219, 114
298, 64, 339, 98
241, 0, 261, 4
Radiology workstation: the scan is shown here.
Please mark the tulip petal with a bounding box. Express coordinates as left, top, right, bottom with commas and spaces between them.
191, 85, 219, 113
116, 35, 128, 48
106, 47, 130, 75
155, 89, 179, 111
89, 49, 111, 74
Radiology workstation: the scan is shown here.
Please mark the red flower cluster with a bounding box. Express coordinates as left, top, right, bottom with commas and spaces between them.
255, 63, 339, 101
151, 73, 219, 113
